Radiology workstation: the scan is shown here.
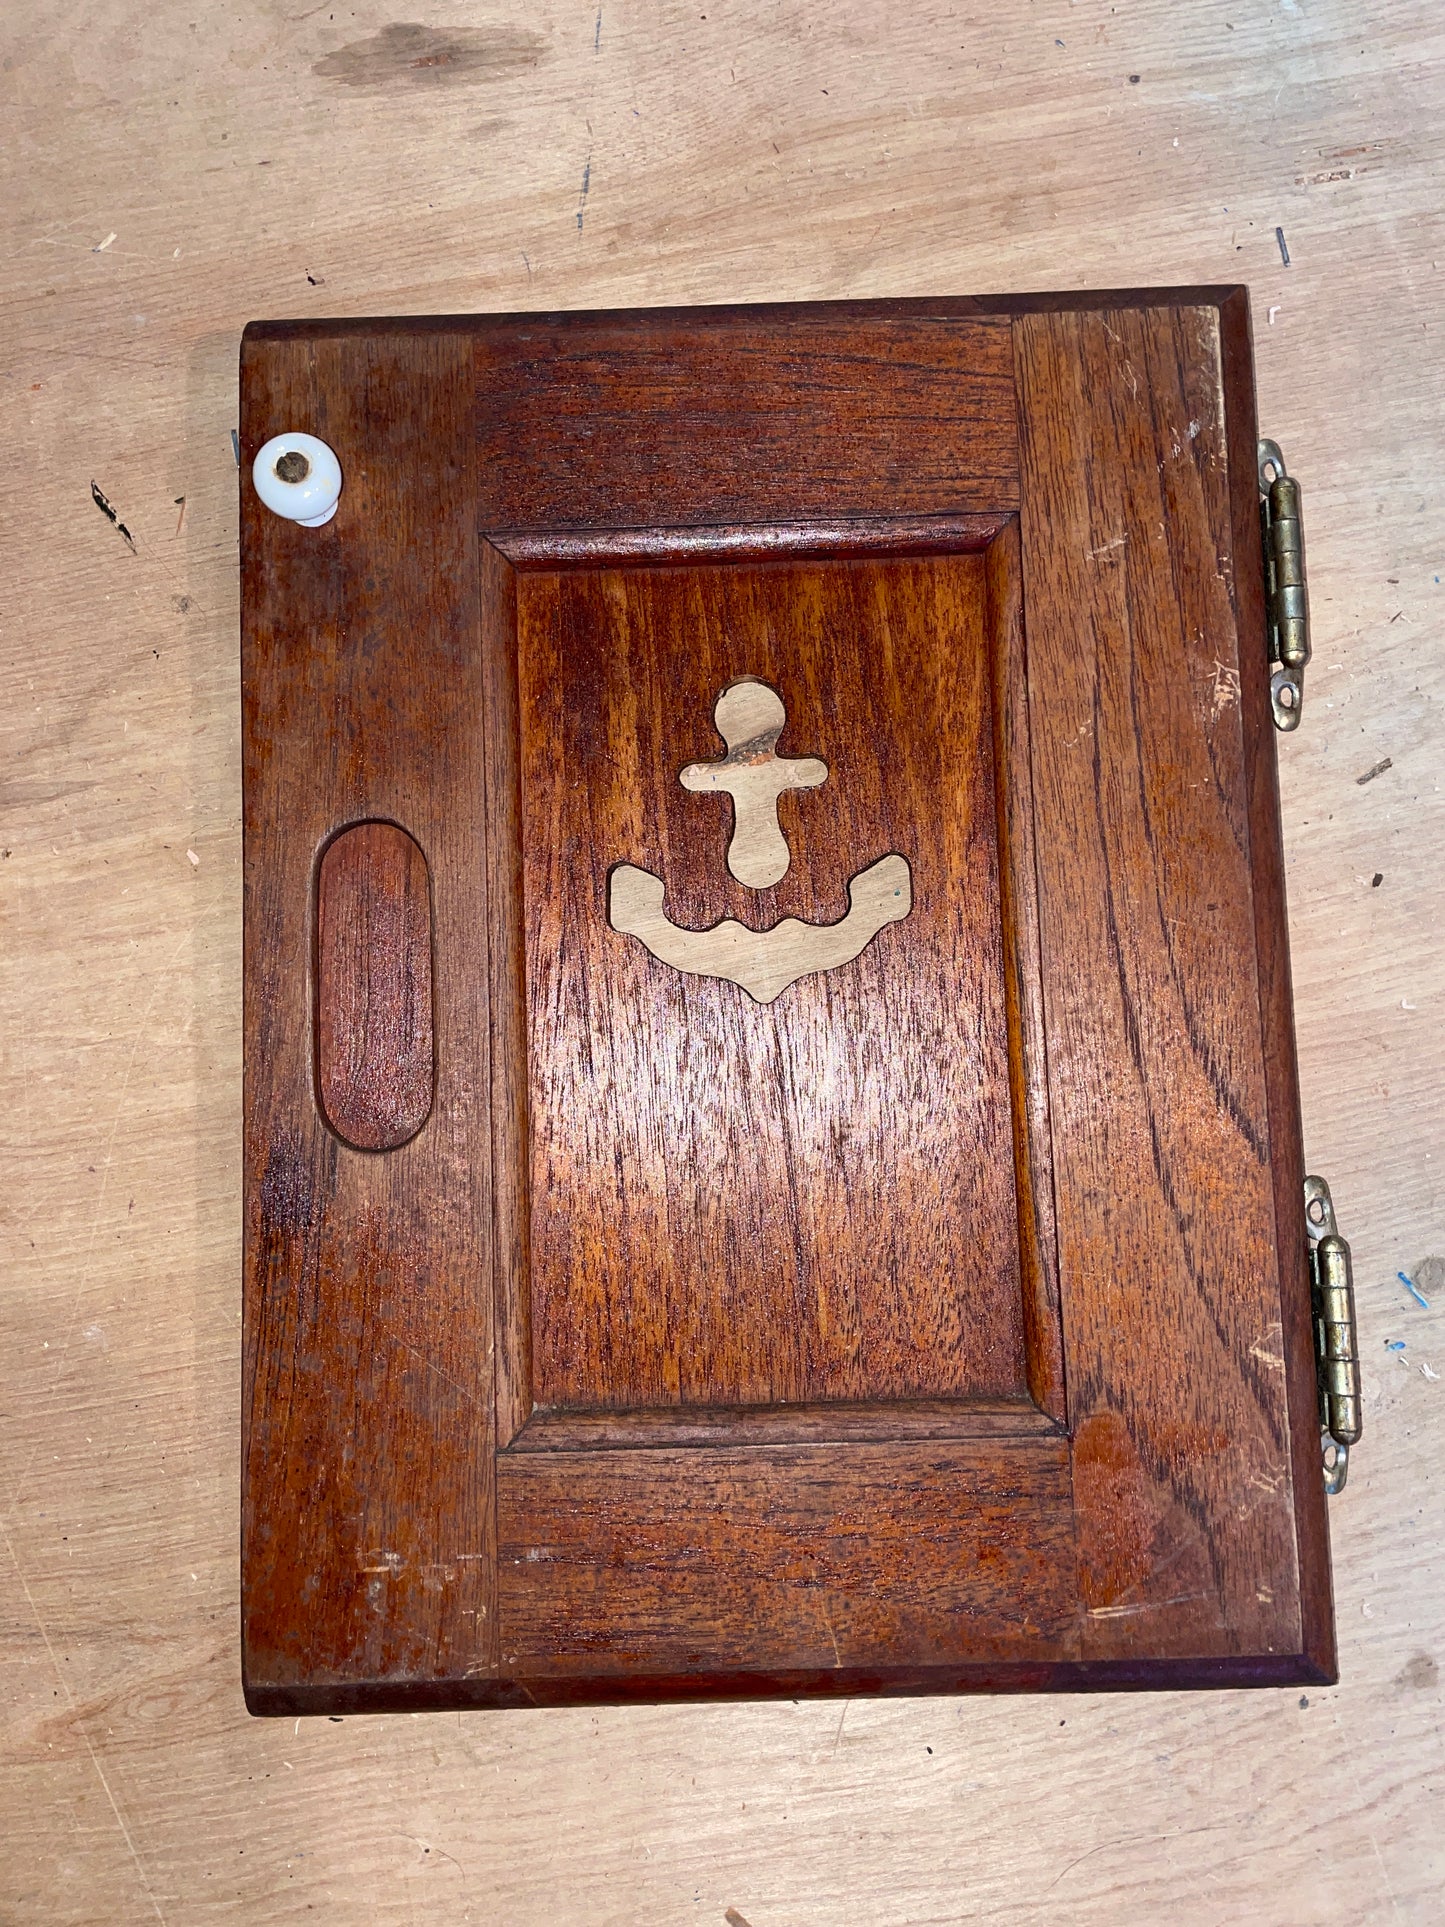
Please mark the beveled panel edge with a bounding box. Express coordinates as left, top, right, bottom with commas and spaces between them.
986, 518, 1067, 1422
488, 512, 1013, 568
478, 539, 534, 1453
490, 519, 1067, 1445
502, 1395, 1065, 1454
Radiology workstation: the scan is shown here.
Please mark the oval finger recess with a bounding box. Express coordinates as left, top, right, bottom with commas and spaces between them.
315, 821, 434, 1151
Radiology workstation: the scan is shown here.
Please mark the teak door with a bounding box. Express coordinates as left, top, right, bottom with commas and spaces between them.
240, 293, 1334, 1714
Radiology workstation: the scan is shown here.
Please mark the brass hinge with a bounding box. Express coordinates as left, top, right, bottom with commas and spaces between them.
1259, 440, 1311, 730
1305, 1175, 1361, 1494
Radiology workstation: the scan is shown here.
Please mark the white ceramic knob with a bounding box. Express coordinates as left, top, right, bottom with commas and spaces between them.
252, 432, 342, 527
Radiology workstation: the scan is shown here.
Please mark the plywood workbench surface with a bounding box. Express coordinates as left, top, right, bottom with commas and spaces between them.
2, 4, 1442, 1921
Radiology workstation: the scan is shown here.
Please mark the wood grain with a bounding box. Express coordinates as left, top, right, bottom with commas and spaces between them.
1218, 286, 1336, 1675
515, 550, 1028, 1415
473, 308, 1019, 529
1014, 304, 1324, 1667
237, 302, 1332, 1701
6, 5, 1443, 1917
315, 820, 434, 1152
240, 329, 498, 1709
987, 518, 1066, 1423
497, 1441, 1077, 1683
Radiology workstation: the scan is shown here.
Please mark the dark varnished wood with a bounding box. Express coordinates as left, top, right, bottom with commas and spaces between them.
315, 821, 434, 1151
1217, 288, 1334, 1677
1014, 303, 1324, 1667
515, 550, 1029, 1416
505, 1395, 1060, 1452
241, 330, 497, 1709
474, 310, 1019, 529
986, 520, 1066, 1423
492, 512, 1010, 569
241, 290, 1334, 1713
497, 1442, 1077, 1681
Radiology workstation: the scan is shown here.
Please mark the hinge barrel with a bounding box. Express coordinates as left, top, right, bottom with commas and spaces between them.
1266, 475, 1309, 672
1304, 1175, 1361, 1495
1314, 1234, 1361, 1445
1259, 441, 1311, 731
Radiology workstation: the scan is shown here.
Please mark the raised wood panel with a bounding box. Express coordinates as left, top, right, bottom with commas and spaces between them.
240, 330, 499, 1707
1013, 304, 1324, 1667
514, 550, 1030, 1416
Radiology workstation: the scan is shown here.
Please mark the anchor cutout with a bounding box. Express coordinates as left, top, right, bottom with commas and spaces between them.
609, 678, 913, 1004
679, 680, 827, 888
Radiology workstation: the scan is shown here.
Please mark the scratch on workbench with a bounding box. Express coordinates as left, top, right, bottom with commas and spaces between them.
1357, 756, 1393, 785
1, 1519, 168, 1922
90, 480, 136, 552
576, 153, 592, 231
1048, 1822, 1232, 1891
1367, 1825, 1405, 1920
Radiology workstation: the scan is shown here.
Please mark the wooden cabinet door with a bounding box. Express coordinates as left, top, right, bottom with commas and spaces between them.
240, 294, 1333, 1714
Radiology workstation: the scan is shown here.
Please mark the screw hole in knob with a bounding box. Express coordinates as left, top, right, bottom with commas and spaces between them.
252, 431, 341, 526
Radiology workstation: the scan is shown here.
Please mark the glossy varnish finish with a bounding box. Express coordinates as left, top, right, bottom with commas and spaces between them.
242, 331, 497, 1706
315, 821, 434, 1152
240, 292, 1332, 1712
1014, 304, 1315, 1665
515, 552, 1026, 1416
473, 308, 1020, 528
